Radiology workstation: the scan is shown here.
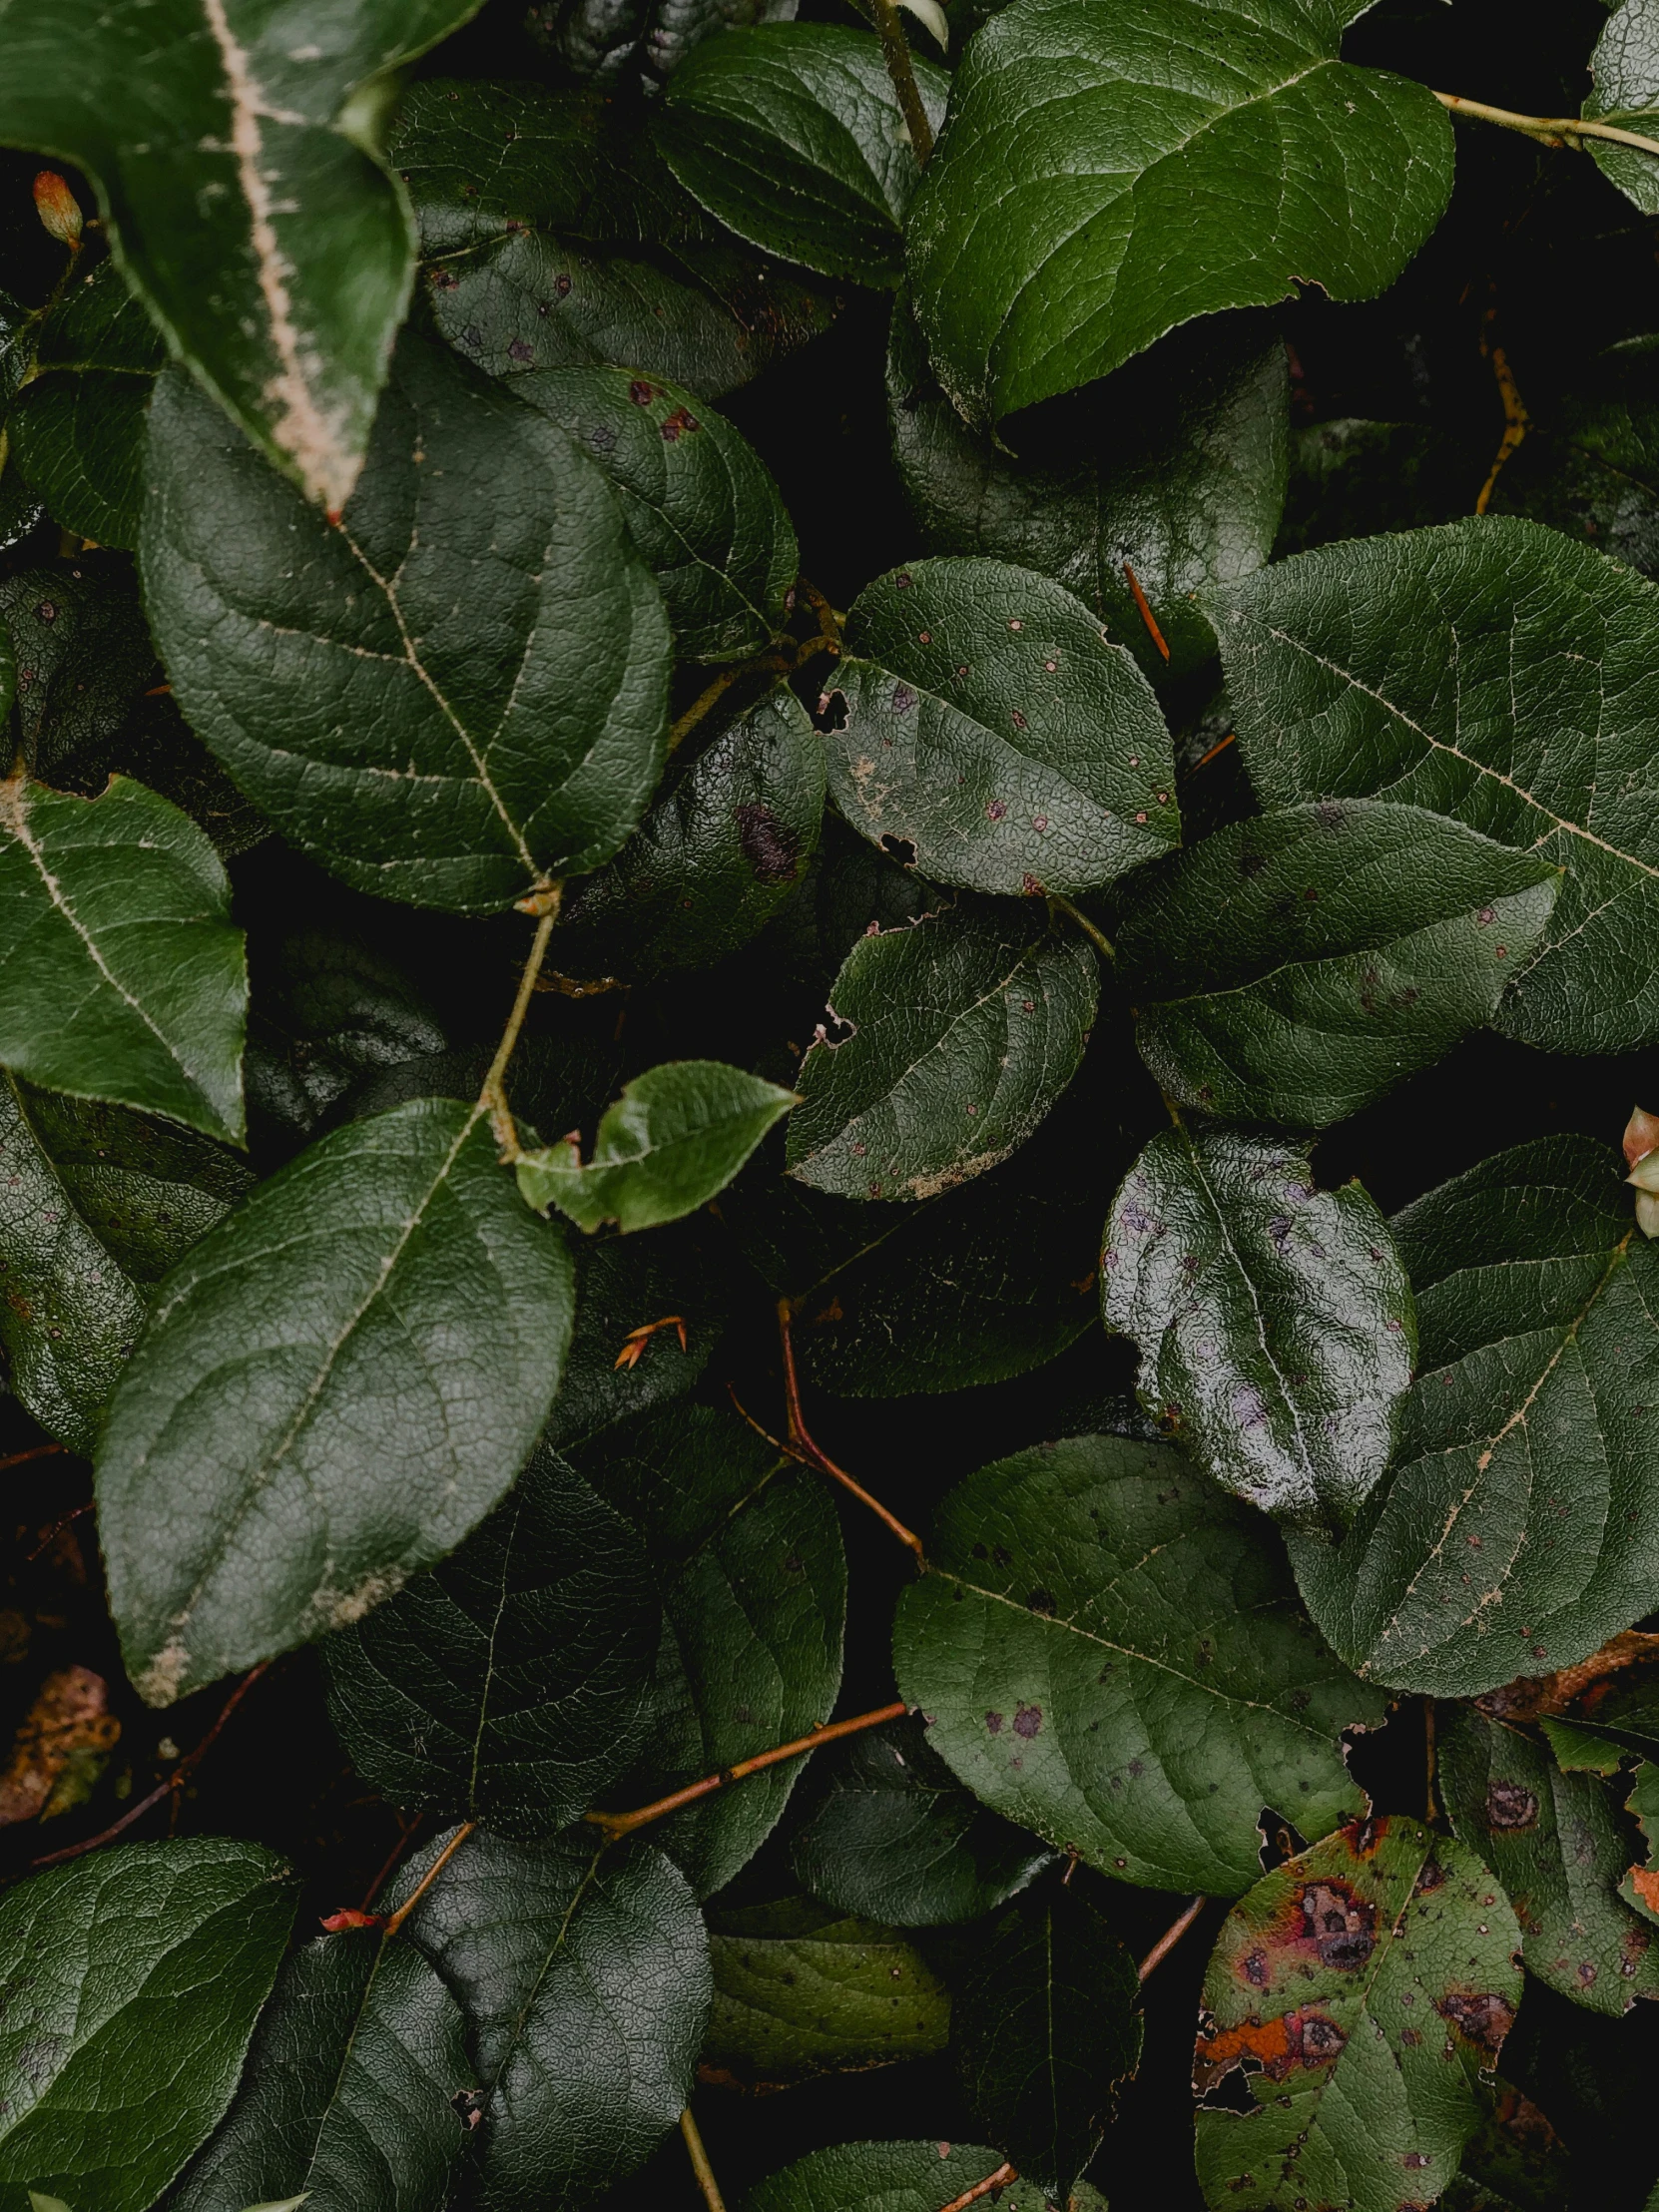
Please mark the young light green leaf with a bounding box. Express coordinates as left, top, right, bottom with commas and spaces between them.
1195, 1819, 1523, 2212
655, 24, 949, 285
1213, 516, 1659, 1053
517, 1060, 798, 1233
827, 556, 1176, 895
141, 333, 671, 915
0, 772, 247, 1143
744, 2143, 1047, 2212
787, 901, 1097, 1203
98, 1097, 576, 1706
892, 1435, 1385, 1897
0, 1839, 295, 2212
1585, 0, 1659, 213
907, 0, 1453, 429
1114, 802, 1559, 1130
1103, 1128, 1415, 1529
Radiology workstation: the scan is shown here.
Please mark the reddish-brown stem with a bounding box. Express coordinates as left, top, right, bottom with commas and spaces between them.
1137, 1894, 1207, 1981
383, 1820, 477, 1937
587, 1701, 908, 1840
0, 1443, 66, 1476
25, 1499, 92, 1561
778, 1301, 926, 1561
1122, 561, 1171, 662
938, 2162, 1017, 2212
360, 1811, 424, 1915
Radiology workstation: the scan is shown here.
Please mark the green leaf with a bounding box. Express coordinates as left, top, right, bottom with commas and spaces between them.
1621, 1760, 1659, 1924
514, 363, 797, 662
1213, 515, 1659, 1054
907, 0, 1453, 429
97, 1096, 576, 1705
553, 685, 826, 983
655, 24, 948, 286
887, 305, 1288, 684
952, 1877, 1142, 2199
534, 0, 798, 85
743, 2141, 1040, 2212
826, 556, 1176, 895
0, 0, 484, 509
140, 332, 671, 915
0, 1838, 295, 2212
518, 1060, 798, 1233
393, 1825, 711, 2209
0, 770, 247, 1143
892, 1434, 1384, 1897
1115, 802, 1560, 1131
703, 1892, 950, 2081
1585, 1, 1659, 212
1288, 1136, 1659, 1699
1486, 335, 1659, 575
1437, 1702, 1659, 2014
0, 563, 158, 782
543, 1214, 732, 1449
0, 1072, 250, 1451
791, 1714, 1052, 1926
787, 901, 1097, 1203
1103, 1127, 1414, 1529
1276, 417, 1486, 560
322, 1441, 660, 1836
170, 1930, 468, 2212
576, 1403, 845, 1897
1443, 2081, 1574, 2212
1194, 1818, 1523, 2212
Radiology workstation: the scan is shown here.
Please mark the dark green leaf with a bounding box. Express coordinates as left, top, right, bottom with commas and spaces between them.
531, 0, 799, 85
656, 24, 948, 286
893, 1434, 1384, 1896
141, 333, 671, 914
952, 1877, 1142, 2199
0, 561, 156, 778
543, 1213, 731, 1449
791, 1714, 1052, 1926
1620, 1760, 1659, 1924
1276, 417, 1486, 560
827, 556, 1176, 895
907, 0, 1453, 428
1443, 2081, 1574, 2212
1585, 2, 1659, 212
743, 2141, 1038, 2212
1114, 802, 1559, 1130
1487, 336, 1659, 574
170, 1931, 468, 2212
98, 1097, 576, 1705
1194, 1818, 1523, 2212
0, 1838, 295, 2212
1103, 1127, 1414, 1528
787, 901, 1097, 1202
1213, 515, 1659, 1053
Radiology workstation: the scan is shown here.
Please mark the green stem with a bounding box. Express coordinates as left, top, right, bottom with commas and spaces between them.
1048, 893, 1115, 962
865, 0, 935, 165
480, 892, 561, 1159
1435, 90, 1659, 161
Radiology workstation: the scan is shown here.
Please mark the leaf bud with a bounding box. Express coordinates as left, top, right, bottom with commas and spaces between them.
32, 170, 82, 247
1624, 1105, 1659, 1238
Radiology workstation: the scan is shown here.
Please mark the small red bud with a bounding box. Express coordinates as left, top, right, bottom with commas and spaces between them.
32, 171, 83, 247
319, 1907, 384, 1932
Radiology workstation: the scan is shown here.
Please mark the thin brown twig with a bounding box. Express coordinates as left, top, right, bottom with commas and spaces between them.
586, 1701, 908, 1839
26, 1500, 91, 1562
938, 2162, 1017, 2212
726, 1382, 795, 1460
480, 895, 561, 1159
1137, 1894, 1207, 1982
361, 1810, 424, 1915
1475, 299, 1530, 515
865, 0, 936, 164
1122, 560, 1171, 662
1435, 89, 1659, 160
680, 2107, 728, 2212
778, 1300, 926, 1560
383, 1820, 478, 1937
0, 1443, 66, 1477
1424, 1698, 1438, 1826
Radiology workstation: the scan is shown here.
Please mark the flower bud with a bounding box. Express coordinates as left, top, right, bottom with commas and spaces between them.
32, 171, 82, 248
1624, 1105, 1659, 1238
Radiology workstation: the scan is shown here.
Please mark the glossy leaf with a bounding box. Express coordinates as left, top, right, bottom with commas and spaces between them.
892, 1434, 1385, 1897
656, 24, 948, 286
1276, 415, 1485, 560
141, 333, 671, 914
1103, 1127, 1414, 1529
543, 1213, 731, 1449
0, 1839, 294, 2212
0, 770, 247, 1143
1214, 515, 1659, 1054
1487, 335, 1659, 575
1194, 1818, 1523, 2212
744, 2142, 1044, 2212
787, 901, 1098, 1203
1289, 1137, 1659, 1699
518, 1060, 798, 1233
533, 0, 801, 85
1585, 1, 1659, 214
907, 0, 1453, 429
0, 562, 158, 779
1115, 803, 1559, 1129
98, 1097, 576, 1705
826, 556, 1177, 895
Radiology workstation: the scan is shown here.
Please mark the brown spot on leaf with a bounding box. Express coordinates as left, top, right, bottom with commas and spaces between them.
1485, 1780, 1539, 1831
735, 803, 802, 884
1436, 1988, 1515, 2056
1012, 1703, 1042, 1739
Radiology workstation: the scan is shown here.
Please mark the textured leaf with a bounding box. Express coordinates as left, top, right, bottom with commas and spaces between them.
98, 1097, 576, 1705
170, 1931, 468, 2212
141, 333, 671, 914
1621, 1759, 1659, 1924
0, 563, 158, 781
530, 0, 799, 85
887, 305, 1288, 684
1194, 1818, 1523, 2212
1288, 1136, 1659, 1699
787, 901, 1098, 1202
1103, 1127, 1414, 1529
323, 1442, 659, 1836
518, 1060, 798, 1233
1116, 802, 1559, 1129
0, 1839, 294, 2212
953, 1876, 1142, 2199
0, 0, 484, 509
892, 1434, 1384, 1896
394, 1825, 711, 2212
543, 1213, 731, 1449
1213, 515, 1659, 1054
1437, 1702, 1659, 2014
516, 363, 797, 662
744, 2142, 1043, 2212
1585, 1, 1659, 214
826, 556, 1176, 895
1486, 336, 1659, 574
0, 771, 247, 1143
577, 1403, 844, 1896
703, 1892, 950, 2081
791, 1714, 1052, 1926
553, 685, 826, 982
1442, 2081, 1574, 2212
907, 0, 1453, 429
656, 24, 948, 285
